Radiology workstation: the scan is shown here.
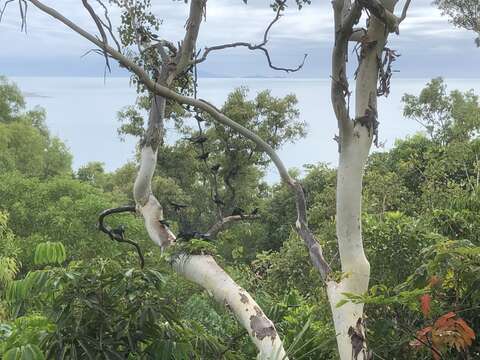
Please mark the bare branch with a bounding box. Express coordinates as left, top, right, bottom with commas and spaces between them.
19, 0, 27, 32
95, 0, 121, 51
206, 214, 260, 239
399, 0, 412, 23
0, 0, 27, 32
0, 0, 15, 23
193, 0, 307, 73
82, 0, 111, 72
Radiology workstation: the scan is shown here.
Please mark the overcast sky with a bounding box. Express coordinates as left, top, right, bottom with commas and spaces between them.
1, 0, 479, 78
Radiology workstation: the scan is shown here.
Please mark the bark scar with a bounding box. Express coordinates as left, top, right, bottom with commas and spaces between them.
348, 317, 372, 360
250, 306, 276, 341
353, 93, 379, 147
239, 291, 249, 304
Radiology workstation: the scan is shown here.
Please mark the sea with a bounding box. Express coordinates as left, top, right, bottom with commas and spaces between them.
11, 77, 480, 183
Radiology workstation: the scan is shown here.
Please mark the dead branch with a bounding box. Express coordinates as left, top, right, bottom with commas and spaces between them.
95, 0, 121, 51
399, 0, 412, 23
192, 0, 307, 73
1, 0, 27, 32
82, 0, 112, 72
206, 214, 260, 239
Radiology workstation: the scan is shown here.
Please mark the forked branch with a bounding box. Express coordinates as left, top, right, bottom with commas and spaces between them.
192, 0, 307, 73
0, 0, 28, 31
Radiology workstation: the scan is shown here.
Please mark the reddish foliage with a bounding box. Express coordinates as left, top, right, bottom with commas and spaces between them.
428, 275, 441, 287
420, 294, 432, 318
410, 312, 476, 359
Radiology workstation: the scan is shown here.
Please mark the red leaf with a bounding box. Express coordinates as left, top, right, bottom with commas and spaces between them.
434, 312, 456, 328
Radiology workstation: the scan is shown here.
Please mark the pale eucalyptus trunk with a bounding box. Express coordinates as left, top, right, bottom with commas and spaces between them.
327, 1, 398, 359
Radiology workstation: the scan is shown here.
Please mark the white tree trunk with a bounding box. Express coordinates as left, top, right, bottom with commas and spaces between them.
174, 255, 287, 360
327, 127, 372, 360
327, 1, 398, 358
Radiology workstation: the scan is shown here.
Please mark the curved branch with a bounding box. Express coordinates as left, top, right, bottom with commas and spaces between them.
27, 0, 331, 280
206, 214, 260, 239
174, 255, 287, 359
97, 206, 145, 268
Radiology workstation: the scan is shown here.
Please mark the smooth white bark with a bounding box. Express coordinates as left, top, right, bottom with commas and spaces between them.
174, 255, 287, 360
328, 1, 398, 358
329, 127, 371, 360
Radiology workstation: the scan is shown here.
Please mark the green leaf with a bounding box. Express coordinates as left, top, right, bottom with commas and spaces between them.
34, 242, 66, 265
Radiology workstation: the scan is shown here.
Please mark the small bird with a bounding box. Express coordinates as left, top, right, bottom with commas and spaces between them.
177, 231, 194, 241
111, 225, 125, 241
194, 115, 206, 122
211, 164, 221, 172
170, 201, 187, 211
231, 207, 245, 217
197, 152, 210, 161
159, 219, 171, 227
177, 231, 211, 242
188, 135, 208, 144
213, 195, 225, 206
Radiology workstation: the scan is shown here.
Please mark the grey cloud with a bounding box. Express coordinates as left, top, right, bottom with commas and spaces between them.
0, 0, 478, 78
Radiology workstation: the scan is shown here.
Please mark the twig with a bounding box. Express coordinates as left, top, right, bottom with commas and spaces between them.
0, 0, 15, 23
95, 0, 121, 51
82, 0, 111, 72
399, 0, 412, 23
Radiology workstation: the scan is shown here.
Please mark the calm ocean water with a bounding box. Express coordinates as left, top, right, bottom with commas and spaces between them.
11, 77, 480, 182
